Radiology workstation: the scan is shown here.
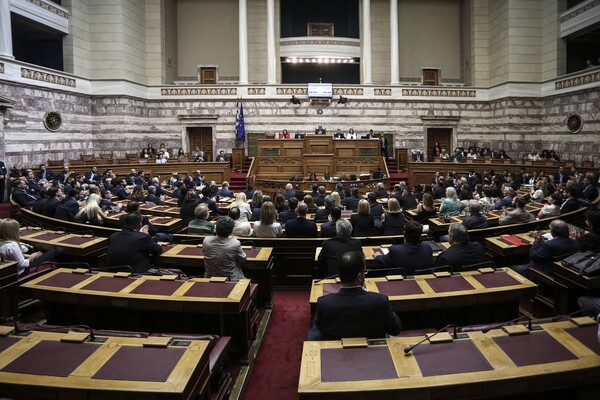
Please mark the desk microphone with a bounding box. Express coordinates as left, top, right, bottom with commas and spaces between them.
0, 316, 31, 337
404, 324, 457, 354
366, 266, 407, 276
42, 324, 107, 343
481, 315, 532, 333
55, 262, 93, 273
313, 273, 339, 285
69, 229, 96, 238
93, 265, 133, 274
550, 308, 591, 322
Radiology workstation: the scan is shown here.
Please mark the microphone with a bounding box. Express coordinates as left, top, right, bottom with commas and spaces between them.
55, 262, 92, 273
366, 266, 407, 277
550, 308, 591, 322
68, 229, 96, 238
93, 265, 133, 273
481, 315, 532, 334
0, 316, 31, 337
38, 324, 107, 343
313, 273, 340, 285
404, 324, 458, 354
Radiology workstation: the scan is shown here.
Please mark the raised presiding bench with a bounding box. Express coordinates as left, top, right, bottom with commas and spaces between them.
20, 268, 259, 363
0, 329, 216, 400
158, 244, 274, 307
298, 319, 600, 399
310, 268, 536, 329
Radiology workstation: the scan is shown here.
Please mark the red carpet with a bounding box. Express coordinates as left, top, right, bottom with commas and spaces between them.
241, 290, 311, 400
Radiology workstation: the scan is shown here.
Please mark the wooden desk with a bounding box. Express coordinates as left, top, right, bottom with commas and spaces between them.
19, 227, 108, 258
139, 204, 181, 217
485, 231, 538, 258
20, 269, 257, 362
0, 330, 213, 400
104, 212, 183, 233
158, 244, 274, 307
0, 261, 18, 317
309, 268, 536, 329
298, 320, 600, 399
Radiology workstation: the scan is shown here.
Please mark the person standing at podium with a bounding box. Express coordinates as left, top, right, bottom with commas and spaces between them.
307, 250, 402, 340
315, 125, 326, 135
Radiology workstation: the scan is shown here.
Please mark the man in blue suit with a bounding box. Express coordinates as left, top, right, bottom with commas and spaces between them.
514, 219, 581, 277
307, 250, 402, 340
284, 202, 317, 238
11, 179, 39, 207
374, 220, 433, 275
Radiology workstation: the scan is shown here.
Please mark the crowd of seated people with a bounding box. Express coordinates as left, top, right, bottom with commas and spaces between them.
424, 143, 567, 164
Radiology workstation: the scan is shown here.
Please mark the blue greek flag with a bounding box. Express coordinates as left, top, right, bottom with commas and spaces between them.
235, 101, 246, 144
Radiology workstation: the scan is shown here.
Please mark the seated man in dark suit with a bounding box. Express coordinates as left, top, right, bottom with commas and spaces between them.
514, 219, 581, 277
374, 220, 432, 276
344, 187, 361, 211
279, 196, 298, 225
106, 212, 163, 274
144, 185, 166, 205
307, 250, 402, 340
317, 219, 362, 277
320, 206, 342, 238
560, 186, 582, 214
314, 195, 334, 223
436, 223, 488, 270
11, 179, 39, 207
284, 202, 318, 238
374, 182, 389, 198
41, 187, 61, 217
462, 200, 488, 229
55, 188, 80, 221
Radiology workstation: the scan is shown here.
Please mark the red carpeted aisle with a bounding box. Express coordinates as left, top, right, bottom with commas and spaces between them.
241, 290, 311, 400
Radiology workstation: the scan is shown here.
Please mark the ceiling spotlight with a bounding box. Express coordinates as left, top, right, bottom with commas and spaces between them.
337, 95, 348, 105
291, 95, 301, 105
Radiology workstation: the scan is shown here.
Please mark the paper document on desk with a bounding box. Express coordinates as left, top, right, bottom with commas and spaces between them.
542, 233, 553, 241
380, 248, 389, 255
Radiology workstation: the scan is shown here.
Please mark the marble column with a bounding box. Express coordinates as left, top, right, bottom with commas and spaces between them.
362, 0, 372, 84
0, 0, 14, 59
266, 0, 276, 84
239, 0, 249, 84
390, 0, 399, 84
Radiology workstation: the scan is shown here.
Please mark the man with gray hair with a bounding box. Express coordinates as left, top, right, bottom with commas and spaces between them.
494, 186, 515, 209
203, 216, 246, 280
463, 200, 488, 229
283, 183, 295, 200
314, 195, 334, 222
317, 219, 362, 276
513, 219, 581, 277
435, 223, 488, 270
284, 202, 318, 238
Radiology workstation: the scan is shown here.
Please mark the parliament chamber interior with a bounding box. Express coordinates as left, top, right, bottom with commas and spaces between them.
1, 0, 600, 399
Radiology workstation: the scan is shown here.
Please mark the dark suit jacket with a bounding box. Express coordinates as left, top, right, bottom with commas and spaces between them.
144, 194, 166, 205
436, 242, 488, 270
374, 242, 432, 275
317, 236, 362, 276
344, 196, 360, 211
307, 286, 402, 341
106, 229, 163, 273
350, 214, 374, 237
217, 188, 234, 198
55, 197, 79, 221
529, 237, 581, 273
284, 217, 318, 238
560, 198, 581, 214
319, 221, 337, 238
42, 197, 60, 217
314, 208, 330, 223
278, 209, 297, 224
180, 200, 201, 226
12, 188, 38, 207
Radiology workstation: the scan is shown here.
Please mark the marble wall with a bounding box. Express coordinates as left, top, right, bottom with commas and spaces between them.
1, 80, 598, 170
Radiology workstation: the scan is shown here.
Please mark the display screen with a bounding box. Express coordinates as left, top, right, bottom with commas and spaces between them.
308, 83, 333, 98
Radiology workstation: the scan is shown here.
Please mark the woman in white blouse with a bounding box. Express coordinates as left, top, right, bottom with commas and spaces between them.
252, 201, 283, 238
231, 192, 252, 223
0, 218, 57, 276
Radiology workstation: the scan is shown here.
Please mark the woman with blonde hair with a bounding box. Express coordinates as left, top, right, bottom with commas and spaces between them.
329, 191, 342, 208
0, 218, 57, 276
75, 193, 107, 225
350, 199, 375, 236
253, 201, 283, 237
232, 192, 252, 223
380, 198, 405, 235
439, 186, 463, 217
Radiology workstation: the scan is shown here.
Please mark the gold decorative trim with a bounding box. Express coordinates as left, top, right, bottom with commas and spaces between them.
161, 87, 237, 96
402, 88, 476, 97
555, 71, 600, 90
21, 68, 76, 87
26, 0, 69, 19
248, 88, 266, 95
561, 0, 600, 22
333, 88, 363, 95
374, 88, 392, 96
280, 39, 360, 47
276, 88, 308, 95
